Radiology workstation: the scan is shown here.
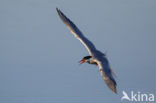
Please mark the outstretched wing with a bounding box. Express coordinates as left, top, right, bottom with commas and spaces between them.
57, 8, 116, 93
56, 8, 97, 56
96, 56, 117, 94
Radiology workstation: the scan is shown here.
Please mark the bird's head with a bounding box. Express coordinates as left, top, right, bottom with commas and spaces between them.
79, 56, 92, 64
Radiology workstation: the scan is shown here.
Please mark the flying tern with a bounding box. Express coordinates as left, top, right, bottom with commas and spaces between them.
56, 8, 117, 94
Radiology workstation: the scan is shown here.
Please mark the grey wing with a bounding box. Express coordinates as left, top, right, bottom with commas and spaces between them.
96, 56, 117, 94
56, 8, 97, 56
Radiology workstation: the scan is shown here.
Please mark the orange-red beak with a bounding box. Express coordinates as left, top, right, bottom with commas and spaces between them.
80, 59, 85, 64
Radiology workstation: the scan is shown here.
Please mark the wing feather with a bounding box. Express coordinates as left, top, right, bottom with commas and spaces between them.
56, 8, 97, 56
96, 56, 117, 94
57, 8, 117, 93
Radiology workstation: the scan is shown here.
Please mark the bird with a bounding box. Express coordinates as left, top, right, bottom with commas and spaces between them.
56, 8, 117, 94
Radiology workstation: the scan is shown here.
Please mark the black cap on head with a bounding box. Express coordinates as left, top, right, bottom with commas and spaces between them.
83, 56, 92, 60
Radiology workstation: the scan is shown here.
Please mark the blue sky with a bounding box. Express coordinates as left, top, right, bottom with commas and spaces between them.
0, 0, 156, 103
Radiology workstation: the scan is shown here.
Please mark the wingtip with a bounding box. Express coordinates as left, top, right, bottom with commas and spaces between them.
112, 84, 117, 94
106, 79, 117, 94
56, 7, 59, 13
56, 7, 63, 16
113, 89, 117, 94
109, 85, 117, 94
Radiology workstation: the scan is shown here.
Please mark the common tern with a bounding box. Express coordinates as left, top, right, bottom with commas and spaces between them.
56, 8, 117, 94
